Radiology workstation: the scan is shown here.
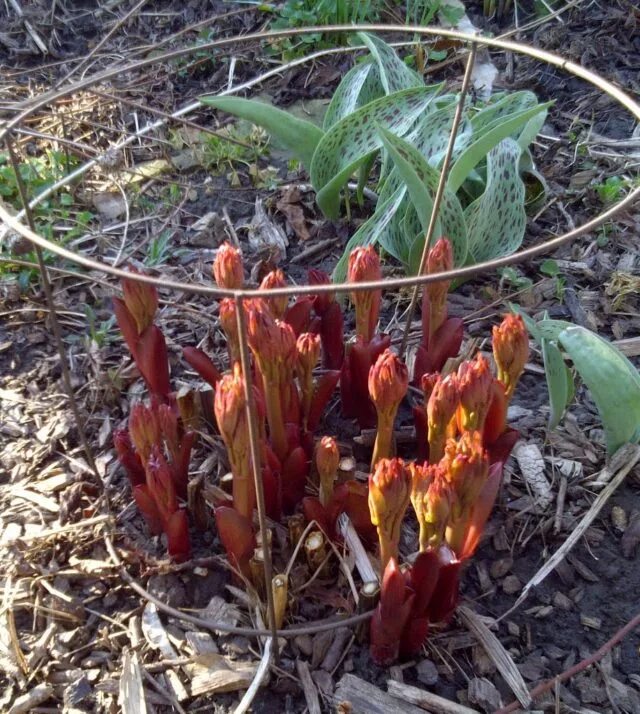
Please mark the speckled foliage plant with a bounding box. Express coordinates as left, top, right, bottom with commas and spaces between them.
200, 33, 550, 278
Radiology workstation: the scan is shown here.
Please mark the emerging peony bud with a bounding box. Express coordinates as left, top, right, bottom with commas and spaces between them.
219, 298, 240, 365
368, 350, 409, 467
440, 431, 489, 520
121, 268, 158, 335
424, 238, 453, 342
492, 313, 529, 400
410, 463, 451, 551
128, 403, 161, 465
114, 428, 145, 486
214, 364, 254, 519
427, 373, 459, 462
457, 354, 493, 432
297, 332, 321, 428
260, 269, 288, 319
212, 242, 243, 290
421, 372, 439, 404
368, 457, 411, 571
308, 268, 335, 316
316, 436, 339, 507
368, 349, 409, 415
247, 302, 296, 460
348, 246, 382, 343
146, 446, 179, 523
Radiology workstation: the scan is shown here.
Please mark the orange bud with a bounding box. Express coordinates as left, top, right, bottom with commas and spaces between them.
297, 332, 321, 428
129, 403, 161, 464
246, 302, 294, 460
260, 269, 288, 319
214, 364, 254, 519
442, 430, 489, 517
348, 245, 382, 343
427, 374, 459, 462
421, 372, 439, 404
368, 457, 411, 571
316, 436, 339, 507
456, 354, 492, 432
492, 313, 529, 400
296, 332, 321, 377
122, 268, 158, 335
423, 238, 453, 341
213, 241, 243, 290
410, 463, 451, 551
368, 349, 409, 415
219, 298, 240, 365
369, 350, 409, 467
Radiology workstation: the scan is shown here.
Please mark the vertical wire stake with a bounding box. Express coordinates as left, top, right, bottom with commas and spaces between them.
399, 42, 478, 359
234, 294, 279, 663
5, 133, 99, 479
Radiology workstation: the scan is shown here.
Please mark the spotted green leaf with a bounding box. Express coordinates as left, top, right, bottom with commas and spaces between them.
464, 139, 526, 263
323, 61, 385, 130
199, 95, 323, 172
311, 86, 441, 219
448, 102, 553, 193
558, 326, 640, 454
377, 126, 468, 267
358, 32, 423, 94
332, 186, 407, 282
471, 91, 539, 135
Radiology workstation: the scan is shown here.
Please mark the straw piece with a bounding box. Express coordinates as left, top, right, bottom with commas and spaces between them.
457, 606, 531, 708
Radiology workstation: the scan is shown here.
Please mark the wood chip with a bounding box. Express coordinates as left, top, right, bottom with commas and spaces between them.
119, 649, 147, 714
386, 679, 480, 713
296, 659, 321, 714
335, 674, 425, 713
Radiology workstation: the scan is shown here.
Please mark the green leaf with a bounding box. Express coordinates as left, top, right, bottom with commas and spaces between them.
311, 86, 441, 219
517, 107, 548, 150
332, 186, 407, 282
358, 32, 423, 94
471, 91, 539, 135
558, 326, 640, 454
199, 95, 323, 171
542, 339, 570, 429
323, 61, 384, 130
448, 102, 553, 193
463, 139, 525, 263
407, 102, 473, 168
376, 125, 468, 267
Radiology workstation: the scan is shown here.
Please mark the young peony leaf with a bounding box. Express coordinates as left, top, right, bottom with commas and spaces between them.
358, 32, 424, 94
332, 185, 407, 282
311, 86, 442, 219
323, 61, 384, 130
377, 125, 468, 268
557, 326, 640, 455
448, 102, 553, 193
463, 139, 525, 263
542, 338, 571, 429
199, 96, 323, 172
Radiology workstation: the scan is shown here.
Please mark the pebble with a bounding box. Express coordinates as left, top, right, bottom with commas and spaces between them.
502, 574, 522, 595
415, 658, 439, 686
